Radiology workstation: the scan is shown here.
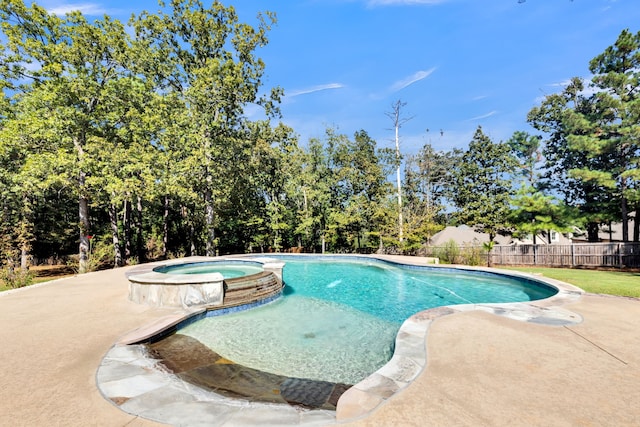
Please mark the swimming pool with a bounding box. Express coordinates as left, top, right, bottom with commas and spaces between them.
175, 256, 556, 384
101, 255, 583, 424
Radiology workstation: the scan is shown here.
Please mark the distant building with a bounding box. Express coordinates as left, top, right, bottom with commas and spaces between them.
511, 230, 573, 245
429, 225, 510, 246
429, 225, 573, 246
571, 221, 637, 243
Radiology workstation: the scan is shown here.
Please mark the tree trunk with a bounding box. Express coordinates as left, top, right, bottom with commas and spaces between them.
18, 194, 33, 271
609, 221, 613, 242
20, 248, 28, 271
123, 199, 132, 261
587, 222, 600, 242
163, 195, 169, 258
189, 220, 196, 256
78, 194, 90, 274
302, 186, 309, 248
621, 195, 629, 242
109, 203, 123, 267
204, 186, 216, 256
74, 135, 90, 274
203, 125, 216, 256
634, 207, 639, 242
135, 196, 145, 262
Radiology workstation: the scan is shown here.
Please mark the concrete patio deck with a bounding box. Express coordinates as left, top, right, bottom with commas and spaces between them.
0, 259, 638, 426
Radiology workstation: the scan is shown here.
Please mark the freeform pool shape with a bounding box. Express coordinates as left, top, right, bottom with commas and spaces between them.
102, 255, 585, 426
175, 257, 558, 384
126, 257, 284, 308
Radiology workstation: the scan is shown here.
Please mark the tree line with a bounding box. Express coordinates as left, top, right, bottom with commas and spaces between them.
1, 0, 638, 276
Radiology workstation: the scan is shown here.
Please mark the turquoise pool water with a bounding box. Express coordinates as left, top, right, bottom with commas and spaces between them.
179, 257, 556, 384
154, 261, 263, 279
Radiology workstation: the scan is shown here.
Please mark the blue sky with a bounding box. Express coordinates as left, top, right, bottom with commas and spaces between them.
40, 0, 640, 154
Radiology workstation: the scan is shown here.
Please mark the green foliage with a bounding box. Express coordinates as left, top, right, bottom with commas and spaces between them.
451, 126, 518, 240
529, 29, 640, 242
0, 266, 33, 289
462, 245, 483, 266
66, 237, 115, 273
482, 240, 495, 267
402, 143, 453, 252
0, 4, 639, 263
145, 234, 166, 261
510, 186, 582, 242
507, 131, 542, 186
0, 0, 286, 264
131, 0, 281, 256
282, 127, 392, 253
433, 239, 462, 264
432, 239, 484, 265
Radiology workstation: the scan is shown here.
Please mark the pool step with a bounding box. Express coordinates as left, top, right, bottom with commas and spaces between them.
223, 271, 282, 307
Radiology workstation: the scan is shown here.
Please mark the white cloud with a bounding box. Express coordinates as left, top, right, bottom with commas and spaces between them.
287, 83, 344, 97
47, 3, 108, 16
538, 77, 600, 102
467, 111, 497, 121
548, 78, 575, 88
390, 68, 436, 92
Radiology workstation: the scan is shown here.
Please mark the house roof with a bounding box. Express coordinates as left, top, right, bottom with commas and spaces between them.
572, 221, 636, 242
429, 225, 510, 246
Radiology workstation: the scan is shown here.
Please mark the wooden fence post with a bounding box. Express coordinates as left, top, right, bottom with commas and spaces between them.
618, 243, 623, 268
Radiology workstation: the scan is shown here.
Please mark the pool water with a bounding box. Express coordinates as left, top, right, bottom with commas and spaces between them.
181, 296, 397, 384
179, 257, 556, 384
154, 261, 263, 279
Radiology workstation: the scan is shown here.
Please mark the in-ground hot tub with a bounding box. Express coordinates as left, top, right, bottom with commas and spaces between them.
126, 257, 284, 309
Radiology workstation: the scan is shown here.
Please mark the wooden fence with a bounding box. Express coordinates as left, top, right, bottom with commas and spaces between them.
421, 242, 640, 268
489, 243, 640, 268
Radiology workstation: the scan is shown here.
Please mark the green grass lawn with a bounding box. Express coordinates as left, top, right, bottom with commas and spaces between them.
502, 266, 640, 298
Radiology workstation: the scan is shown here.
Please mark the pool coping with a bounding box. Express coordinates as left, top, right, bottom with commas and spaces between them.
97, 255, 585, 426
333, 260, 584, 422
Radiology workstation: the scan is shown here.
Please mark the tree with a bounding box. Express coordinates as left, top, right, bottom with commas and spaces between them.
505, 131, 578, 243
507, 131, 542, 187
385, 100, 412, 243
0, 2, 140, 272
294, 134, 333, 253
452, 126, 517, 241
403, 143, 456, 250
529, 78, 618, 241
582, 28, 640, 241
509, 187, 580, 244
327, 130, 389, 251
132, 0, 282, 255
244, 120, 298, 252
528, 29, 640, 241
